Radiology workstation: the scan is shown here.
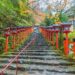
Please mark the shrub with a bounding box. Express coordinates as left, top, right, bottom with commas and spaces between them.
0, 37, 5, 52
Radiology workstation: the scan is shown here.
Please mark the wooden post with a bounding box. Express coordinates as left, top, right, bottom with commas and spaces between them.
56, 32, 59, 49
73, 38, 75, 56
5, 36, 9, 53
65, 33, 69, 55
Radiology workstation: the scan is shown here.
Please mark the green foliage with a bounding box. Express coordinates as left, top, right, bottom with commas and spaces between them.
68, 31, 75, 41
44, 17, 51, 26
40, 17, 55, 26
59, 13, 69, 22
0, 37, 5, 52
0, 0, 35, 28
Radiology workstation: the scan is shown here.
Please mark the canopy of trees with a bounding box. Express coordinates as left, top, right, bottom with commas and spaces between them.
0, 0, 71, 27
0, 0, 35, 28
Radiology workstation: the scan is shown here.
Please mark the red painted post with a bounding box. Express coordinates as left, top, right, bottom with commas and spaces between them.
51, 32, 53, 44
46, 30, 48, 40
53, 25, 60, 49
73, 42, 75, 56
63, 38, 67, 55
20, 28, 22, 43
12, 35, 15, 49
49, 26, 55, 45
16, 28, 19, 46
61, 23, 71, 56
4, 30, 10, 54
48, 30, 50, 41
65, 33, 69, 55
56, 32, 59, 49
50, 31, 52, 43
73, 39, 75, 56
12, 28, 17, 49
5, 36, 9, 53
63, 33, 69, 56
52, 32, 54, 45
49, 31, 51, 42
48, 30, 51, 43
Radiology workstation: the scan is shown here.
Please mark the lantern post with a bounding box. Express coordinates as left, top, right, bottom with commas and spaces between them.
61, 23, 71, 56
53, 25, 60, 49
50, 26, 55, 45
11, 28, 17, 49
4, 28, 10, 54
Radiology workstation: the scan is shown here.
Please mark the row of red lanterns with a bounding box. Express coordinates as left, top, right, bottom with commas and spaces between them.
4, 27, 33, 54
40, 23, 71, 56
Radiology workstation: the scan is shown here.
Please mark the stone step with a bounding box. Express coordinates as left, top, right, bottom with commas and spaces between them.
0, 63, 72, 69
0, 57, 67, 62
25, 71, 75, 75
10, 53, 60, 56
0, 53, 61, 59
0, 59, 74, 66
0, 55, 63, 60
0, 69, 27, 75
10, 51, 57, 54
45, 72, 75, 75
11, 51, 58, 54
0, 32, 75, 75
0, 59, 68, 64
3, 67, 75, 74
16, 49, 57, 52
0, 64, 75, 75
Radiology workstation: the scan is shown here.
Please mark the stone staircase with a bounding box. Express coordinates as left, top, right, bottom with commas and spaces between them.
0, 33, 75, 75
